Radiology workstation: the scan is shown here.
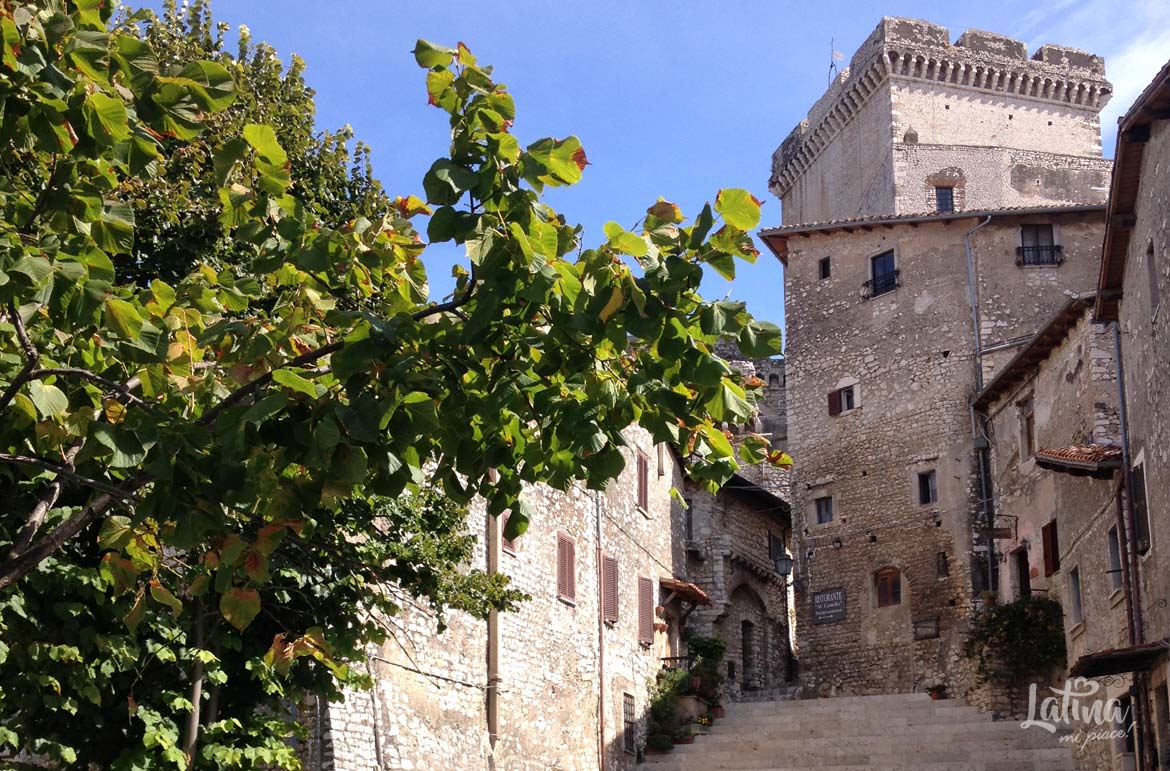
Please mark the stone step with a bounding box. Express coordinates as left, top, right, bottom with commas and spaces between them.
642, 761, 1074, 771
641, 746, 1075, 770
713, 708, 989, 728
695, 722, 1068, 746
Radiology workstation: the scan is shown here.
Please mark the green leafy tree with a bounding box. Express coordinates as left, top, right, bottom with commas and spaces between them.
0, 3, 784, 767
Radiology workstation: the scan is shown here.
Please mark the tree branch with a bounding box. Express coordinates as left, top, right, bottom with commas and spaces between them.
0, 478, 144, 592
0, 453, 143, 502
0, 300, 40, 413
8, 439, 84, 560
31, 367, 164, 417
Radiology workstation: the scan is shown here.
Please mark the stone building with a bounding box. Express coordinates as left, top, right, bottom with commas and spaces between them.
303, 426, 697, 770
760, 17, 1113, 697
304, 383, 793, 770
1087, 57, 1170, 770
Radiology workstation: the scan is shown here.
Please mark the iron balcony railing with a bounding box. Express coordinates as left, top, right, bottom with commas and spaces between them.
1016, 244, 1063, 266
661, 655, 695, 672
863, 269, 900, 298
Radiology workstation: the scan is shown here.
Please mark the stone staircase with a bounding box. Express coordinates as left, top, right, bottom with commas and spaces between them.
642, 692, 1075, 771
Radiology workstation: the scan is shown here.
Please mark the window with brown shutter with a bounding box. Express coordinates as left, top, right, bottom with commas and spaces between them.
828, 389, 842, 416
556, 532, 576, 604
501, 510, 516, 555
875, 567, 901, 607
636, 452, 650, 513
637, 577, 654, 646
603, 555, 619, 624
1131, 462, 1151, 555
1041, 520, 1060, 576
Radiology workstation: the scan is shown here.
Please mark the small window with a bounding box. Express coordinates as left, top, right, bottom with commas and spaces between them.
656, 443, 666, 478
768, 531, 787, 560
1147, 241, 1161, 315
1020, 397, 1035, 458
501, 510, 517, 555
814, 496, 833, 525
556, 533, 576, 604
1068, 566, 1083, 624
868, 250, 898, 297
1017, 224, 1061, 266
622, 693, 636, 754
818, 256, 831, 280
828, 385, 856, 415
768, 373, 781, 388
917, 470, 938, 505
934, 186, 954, 213
1106, 526, 1123, 591
1131, 462, 1151, 555
1014, 548, 1031, 598
684, 497, 694, 541
636, 452, 650, 513
1041, 519, 1060, 576
936, 551, 950, 577
603, 555, 619, 624
875, 567, 902, 607
1119, 695, 1136, 753
637, 577, 654, 646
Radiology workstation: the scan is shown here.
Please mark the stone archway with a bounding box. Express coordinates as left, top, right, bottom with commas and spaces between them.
716, 584, 771, 692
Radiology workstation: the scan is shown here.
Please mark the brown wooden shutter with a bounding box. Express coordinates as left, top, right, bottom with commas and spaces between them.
557, 533, 576, 602
637, 577, 654, 646
828, 389, 842, 416
603, 556, 619, 624
1041, 520, 1060, 577
637, 452, 649, 511
501, 510, 515, 553
1132, 464, 1151, 554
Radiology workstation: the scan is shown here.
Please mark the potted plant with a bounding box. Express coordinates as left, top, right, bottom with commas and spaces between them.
645, 734, 674, 755
672, 727, 695, 745
927, 683, 946, 700
980, 590, 998, 608
710, 702, 725, 719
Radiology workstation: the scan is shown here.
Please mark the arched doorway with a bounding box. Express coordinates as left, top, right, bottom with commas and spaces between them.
717, 585, 770, 692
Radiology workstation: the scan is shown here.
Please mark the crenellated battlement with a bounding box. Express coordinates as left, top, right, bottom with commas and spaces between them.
769, 17, 1112, 202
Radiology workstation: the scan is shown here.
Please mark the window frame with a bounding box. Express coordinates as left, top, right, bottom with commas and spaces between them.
934, 186, 955, 213
622, 692, 636, 754
636, 451, 650, 514
917, 469, 938, 505
1068, 565, 1084, 624
875, 567, 902, 607
1130, 460, 1151, 555
814, 495, 834, 525
1019, 396, 1036, 459
556, 532, 577, 605
868, 250, 899, 297
818, 256, 832, 280
501, 509, 517, 556
1146, 241, 1162, 316
1106, 526, 1124, 592
637, 576, 655, 647
602, 554, 619, 625
1017, 224, 1062, 266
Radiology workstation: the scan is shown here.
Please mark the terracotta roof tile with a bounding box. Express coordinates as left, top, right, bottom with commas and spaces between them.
659, 577, 711, 605
1034, 444, 1122, 472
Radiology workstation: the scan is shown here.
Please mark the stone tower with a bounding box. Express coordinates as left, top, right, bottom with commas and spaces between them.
770, 17, 1112, 226
760, 18, 1112, 698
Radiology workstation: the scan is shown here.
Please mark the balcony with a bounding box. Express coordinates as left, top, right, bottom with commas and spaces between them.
863, 269, 900, 299
1016, 245, 1063, 267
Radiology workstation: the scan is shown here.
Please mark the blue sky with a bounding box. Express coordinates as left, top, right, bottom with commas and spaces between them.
139, 1, 1170, 335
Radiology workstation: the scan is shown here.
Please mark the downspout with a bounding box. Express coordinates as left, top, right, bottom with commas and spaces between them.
487, 502, 501, 750
595, 490, 606, 771
964, 216, 996, 594
1110, 320, 1154, 770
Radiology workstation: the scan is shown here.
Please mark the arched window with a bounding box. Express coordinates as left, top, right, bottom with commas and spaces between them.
768, 373, 781, 388
875, 567, 902, 607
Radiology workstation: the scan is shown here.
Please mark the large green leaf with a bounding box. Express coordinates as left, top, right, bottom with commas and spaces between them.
104, 297, 143, 339
82, 91, 130, 147
714, 188, 763, 230
27, 380, 68, 419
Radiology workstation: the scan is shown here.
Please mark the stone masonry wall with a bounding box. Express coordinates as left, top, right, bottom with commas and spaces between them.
308, 426, 687, 771
780, 213, 1103, 698
1116, 113, 1170, 768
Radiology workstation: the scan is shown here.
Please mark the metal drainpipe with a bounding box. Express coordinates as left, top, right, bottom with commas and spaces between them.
1110, 320, 1155, 770
595, 489, 607, 771
964, 216, 996, 593
487, 505, 501, 749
